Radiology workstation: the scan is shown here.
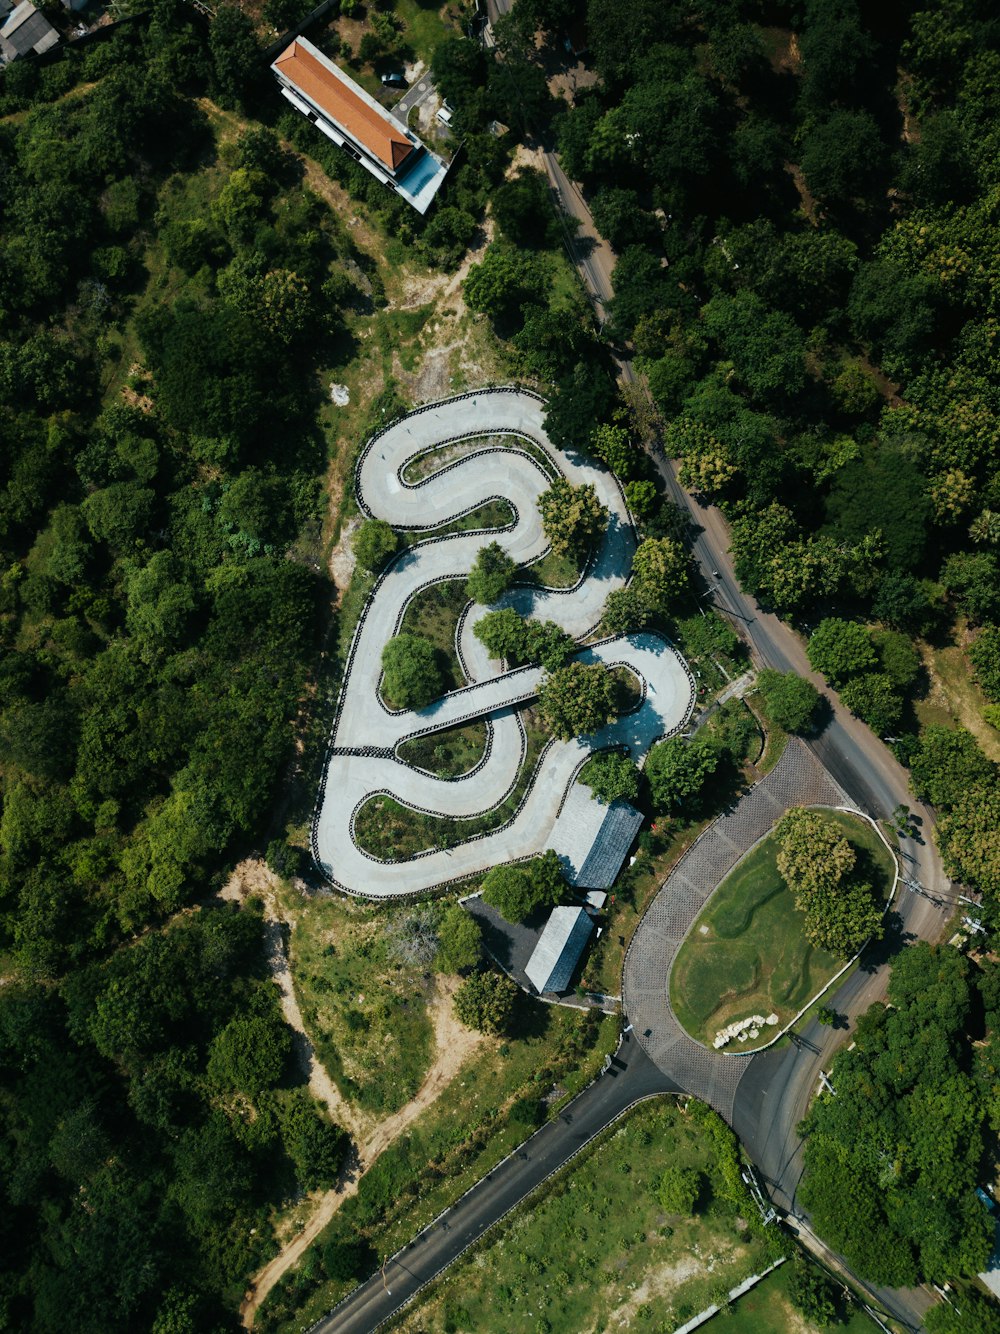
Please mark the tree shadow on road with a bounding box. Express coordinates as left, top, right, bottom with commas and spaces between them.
857, 908, 909, 974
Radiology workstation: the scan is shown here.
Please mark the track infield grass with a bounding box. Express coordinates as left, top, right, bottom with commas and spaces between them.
670, 809, 895, 1051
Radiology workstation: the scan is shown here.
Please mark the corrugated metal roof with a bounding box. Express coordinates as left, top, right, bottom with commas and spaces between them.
272, 38, 414, 172
575, 800, 644, 889
0, 1, 58, 56
525, 906, 594, 994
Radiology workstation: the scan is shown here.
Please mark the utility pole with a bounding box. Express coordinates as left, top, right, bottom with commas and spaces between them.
741, 1165, 777, 1226
818, 1070, 836, 1096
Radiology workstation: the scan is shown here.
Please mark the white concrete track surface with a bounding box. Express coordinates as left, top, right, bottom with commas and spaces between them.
313, 389, 695, 897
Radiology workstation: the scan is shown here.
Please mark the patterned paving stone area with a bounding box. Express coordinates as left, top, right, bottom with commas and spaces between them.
622, 739, 855, 1123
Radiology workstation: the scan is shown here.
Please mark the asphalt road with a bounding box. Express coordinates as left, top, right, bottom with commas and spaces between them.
530, 131, 952, 1327
309, 1037, 678, 1334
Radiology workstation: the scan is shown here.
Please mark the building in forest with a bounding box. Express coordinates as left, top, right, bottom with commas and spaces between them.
0, 1, 59, 61
270, 36, 448, 214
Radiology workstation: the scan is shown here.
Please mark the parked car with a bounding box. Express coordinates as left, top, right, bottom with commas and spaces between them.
436, 102, 454, 125
381, 71, 406, 87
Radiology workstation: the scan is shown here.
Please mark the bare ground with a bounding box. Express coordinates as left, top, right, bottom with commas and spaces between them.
230, 859, 484, 1327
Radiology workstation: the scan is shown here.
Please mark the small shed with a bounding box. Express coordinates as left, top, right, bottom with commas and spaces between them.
525, 905, 594, 995
0, 1, 59, 59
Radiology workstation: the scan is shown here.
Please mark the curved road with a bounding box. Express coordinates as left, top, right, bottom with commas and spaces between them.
313, 389, 694, 896
308, 1037, 679, 1334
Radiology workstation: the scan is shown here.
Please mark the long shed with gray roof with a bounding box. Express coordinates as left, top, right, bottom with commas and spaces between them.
525, 905, 594, 995
0, 1, 58, 60
546, 783, 644, 890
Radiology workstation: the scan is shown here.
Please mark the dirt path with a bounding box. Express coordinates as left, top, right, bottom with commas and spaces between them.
231, 862, 484, 1327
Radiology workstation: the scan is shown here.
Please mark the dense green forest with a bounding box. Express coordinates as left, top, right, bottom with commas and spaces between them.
0, 6, 365, 1328
5, 0, 1000, 1326
802, 943, 998, 1289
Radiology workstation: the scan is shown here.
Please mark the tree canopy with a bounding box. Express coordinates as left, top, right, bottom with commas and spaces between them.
466, 541, 517, 606
538, 479, 608, 557
538, 661, 619, 740
381, 634, 443, 710
775, 808, 883, 957
480, 850, 565, 922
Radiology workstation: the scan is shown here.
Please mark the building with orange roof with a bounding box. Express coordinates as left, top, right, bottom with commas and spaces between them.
271, 37, 449, 215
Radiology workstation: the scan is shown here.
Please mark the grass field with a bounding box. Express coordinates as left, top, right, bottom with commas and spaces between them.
915, 620, 1000, 763
397, 720, 488, 777
723, 1259, 875, 1334
259, 1006, 620, 1332
290, 894, 437, 1115
353, 710, 550, 860
670, 809, 895, 1050
390, 1100, 776, 1334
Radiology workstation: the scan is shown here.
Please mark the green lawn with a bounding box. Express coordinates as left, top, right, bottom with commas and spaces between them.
389, 1100, 776, 1334
723, 1259, 875, 1334
670, 808, 895, 1050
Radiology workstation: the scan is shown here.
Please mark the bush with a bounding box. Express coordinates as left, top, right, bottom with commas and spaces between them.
466, 541, 516, 605
354, 519, 397, 572
435, 904, 483, 973
658, 1165, 701, 1214
453, 970, 519, 1034
323, 1237, 373, 1282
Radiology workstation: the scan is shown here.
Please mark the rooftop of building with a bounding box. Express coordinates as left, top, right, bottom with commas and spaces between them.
1, 0, 59, 57
546, 782, 644, 890
272, 37, 415, 174
525, 905, 594, 995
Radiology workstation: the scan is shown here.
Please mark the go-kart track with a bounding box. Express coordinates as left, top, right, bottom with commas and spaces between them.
312, 388, 696, 897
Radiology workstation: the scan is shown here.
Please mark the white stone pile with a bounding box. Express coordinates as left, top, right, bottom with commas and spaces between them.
713, 1012, 779, 1049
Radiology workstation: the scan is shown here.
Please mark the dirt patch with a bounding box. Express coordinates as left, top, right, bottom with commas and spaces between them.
329, 512, 361, 595
784, 161, 819, 225
600, 1254, 703, 1330
857, 352, 902, 406
239, 951, 484, 1327
361, 975, 483, 1161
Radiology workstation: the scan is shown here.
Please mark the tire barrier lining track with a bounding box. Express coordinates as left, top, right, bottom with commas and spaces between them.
312, 388, 695, 899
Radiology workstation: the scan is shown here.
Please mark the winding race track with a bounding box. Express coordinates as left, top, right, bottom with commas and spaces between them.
312, 389, 695, 897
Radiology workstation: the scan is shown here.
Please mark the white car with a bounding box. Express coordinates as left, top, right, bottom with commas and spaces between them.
436, 102, 454, 126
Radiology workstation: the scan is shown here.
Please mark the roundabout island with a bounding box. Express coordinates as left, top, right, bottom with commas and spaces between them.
669, 806, 897, 1052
